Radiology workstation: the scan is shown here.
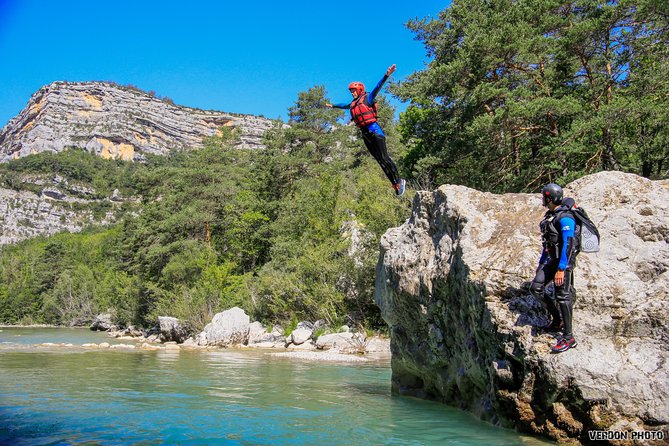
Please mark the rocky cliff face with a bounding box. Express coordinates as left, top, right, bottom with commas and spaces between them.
375, 171, 668, 444
0, 186, 119, 244
0, 81, 275, 162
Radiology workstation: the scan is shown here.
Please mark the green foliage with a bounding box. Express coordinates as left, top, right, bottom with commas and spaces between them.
148, 257, 247, 331
0, 148, 140, 198
394, 0, 669, 191
0, 228, 142, 326
0, 93, 410, 331
289, 85, 342, 134
247, 91, 409, 327
3, 3, 665, 336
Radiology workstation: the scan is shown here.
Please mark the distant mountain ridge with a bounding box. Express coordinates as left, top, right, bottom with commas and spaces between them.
0, 81, 278, 244
0, 81, 276, 163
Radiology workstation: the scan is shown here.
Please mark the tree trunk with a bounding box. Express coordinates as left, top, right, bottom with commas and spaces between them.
602, 127, 620, 170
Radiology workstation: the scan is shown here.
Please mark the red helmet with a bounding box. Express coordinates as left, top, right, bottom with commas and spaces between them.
348, 82, 365, 95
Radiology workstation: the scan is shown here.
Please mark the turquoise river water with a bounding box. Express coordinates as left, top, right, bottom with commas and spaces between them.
0, 328, 551, 445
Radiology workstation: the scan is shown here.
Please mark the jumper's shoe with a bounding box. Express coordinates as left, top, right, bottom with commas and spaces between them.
551, 335, 577, 353
394, 179, 406, 196
541, 319, 564, 333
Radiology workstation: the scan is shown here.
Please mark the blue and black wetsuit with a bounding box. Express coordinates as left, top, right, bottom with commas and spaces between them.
530, 202, 578, 337
332, 74, 401, 187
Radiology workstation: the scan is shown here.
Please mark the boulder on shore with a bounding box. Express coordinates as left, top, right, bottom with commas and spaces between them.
375, 171, 669, 444
90, 313, 115, 332
285, 322, 314, 346
315, 332, 370, 354
197, 307, 250, 347
316, 332, 355, 350
247, 322, 284, 346
157, 316, 191, 343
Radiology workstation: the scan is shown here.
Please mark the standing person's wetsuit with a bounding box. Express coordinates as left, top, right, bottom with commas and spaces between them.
326, 64, 406, 196
530, 183, 579, 353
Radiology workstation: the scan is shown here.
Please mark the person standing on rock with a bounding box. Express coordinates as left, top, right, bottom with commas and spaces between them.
325, 64, 406, 196
529, 183, 579, 353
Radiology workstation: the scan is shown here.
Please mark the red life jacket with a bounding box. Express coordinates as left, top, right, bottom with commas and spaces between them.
350, 93, 377, 127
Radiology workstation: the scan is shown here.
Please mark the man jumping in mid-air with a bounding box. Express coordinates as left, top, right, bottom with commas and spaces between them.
326, 64, 406, 196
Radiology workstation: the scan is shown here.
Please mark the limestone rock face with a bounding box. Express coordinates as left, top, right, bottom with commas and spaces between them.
375, 171, 669, 443
0, 186, 113, 244
0, 81, 276, 162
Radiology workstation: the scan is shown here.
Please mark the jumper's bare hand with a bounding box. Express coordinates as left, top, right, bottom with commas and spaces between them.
386, 64, 396, 76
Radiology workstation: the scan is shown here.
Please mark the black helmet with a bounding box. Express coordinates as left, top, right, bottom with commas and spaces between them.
542, 183, 563, 206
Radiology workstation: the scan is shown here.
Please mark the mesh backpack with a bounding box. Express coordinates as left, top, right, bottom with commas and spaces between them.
557, 200, 600, 253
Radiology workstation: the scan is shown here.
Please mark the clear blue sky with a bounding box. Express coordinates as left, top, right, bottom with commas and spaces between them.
0, 1, 447, 128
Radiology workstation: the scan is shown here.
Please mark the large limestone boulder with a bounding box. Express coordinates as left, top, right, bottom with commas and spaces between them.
247, 321, 269, 344
285, 322, 314, 346
157, 316, 191, 343
375, 171, 669, 444
247, 322, 285, 346
315, 331, 371, 354
315, 332, 356, 350
197, 307, 250, 347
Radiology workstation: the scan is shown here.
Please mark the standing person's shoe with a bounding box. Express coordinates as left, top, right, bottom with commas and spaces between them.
394, 179, 406, 196
551, 335, 577, 353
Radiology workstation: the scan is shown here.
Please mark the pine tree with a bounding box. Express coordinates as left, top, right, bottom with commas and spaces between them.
394, 0, 669, 191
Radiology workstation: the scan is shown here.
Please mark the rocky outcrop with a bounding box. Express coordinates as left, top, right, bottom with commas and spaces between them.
0, 81, 276, 163
90, 313, 115, 332
0, 186, 115, 244
375, 171, 669, 444
157, 316, 192, 343
284, 321, 315, 347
